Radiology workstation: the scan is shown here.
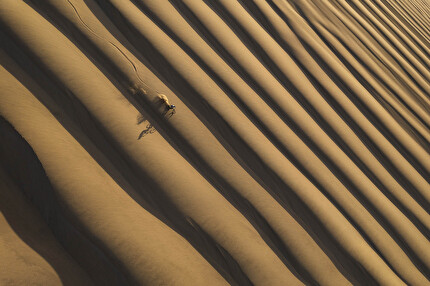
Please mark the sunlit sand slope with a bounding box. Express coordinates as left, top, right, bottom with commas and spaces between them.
0, 0, 429, 285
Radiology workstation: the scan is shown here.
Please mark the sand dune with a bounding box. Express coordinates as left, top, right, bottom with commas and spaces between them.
0, 0, 429, 285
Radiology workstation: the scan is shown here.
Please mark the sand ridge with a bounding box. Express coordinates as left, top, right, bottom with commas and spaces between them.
0, 0, 429, 285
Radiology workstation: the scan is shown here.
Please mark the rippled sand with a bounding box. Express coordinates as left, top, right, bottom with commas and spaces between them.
0, 0, 429, 285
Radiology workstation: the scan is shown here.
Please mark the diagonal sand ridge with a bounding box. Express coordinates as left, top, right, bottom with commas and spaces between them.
0, 0, 429, 285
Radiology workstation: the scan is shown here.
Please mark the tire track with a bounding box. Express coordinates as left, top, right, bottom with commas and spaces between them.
65, 0, 148, 89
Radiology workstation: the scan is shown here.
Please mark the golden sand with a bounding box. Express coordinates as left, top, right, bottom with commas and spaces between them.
0, 0, 429, 285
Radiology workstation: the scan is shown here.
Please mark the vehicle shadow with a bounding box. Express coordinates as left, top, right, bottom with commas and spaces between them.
137, 99, 176, 139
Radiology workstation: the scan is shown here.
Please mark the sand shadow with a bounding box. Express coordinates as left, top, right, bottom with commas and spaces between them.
1, 23, 247, 285
0, 116, 107, 286
136, 102, 176, 139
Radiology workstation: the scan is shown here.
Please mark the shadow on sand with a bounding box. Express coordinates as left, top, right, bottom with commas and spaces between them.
137, 105, 176, 139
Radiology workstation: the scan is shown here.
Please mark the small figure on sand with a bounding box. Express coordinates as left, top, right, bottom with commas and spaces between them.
157, 93, 176, 117
137, 93, 177, 140
158, 94, 175, 111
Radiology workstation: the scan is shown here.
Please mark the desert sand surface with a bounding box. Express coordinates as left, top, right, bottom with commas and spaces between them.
0, 0, 429, 285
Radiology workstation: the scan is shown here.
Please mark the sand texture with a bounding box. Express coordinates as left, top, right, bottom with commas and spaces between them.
0, 0, 429, 285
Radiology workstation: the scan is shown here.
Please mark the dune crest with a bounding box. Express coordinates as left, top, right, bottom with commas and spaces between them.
0, 0, 429, 285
